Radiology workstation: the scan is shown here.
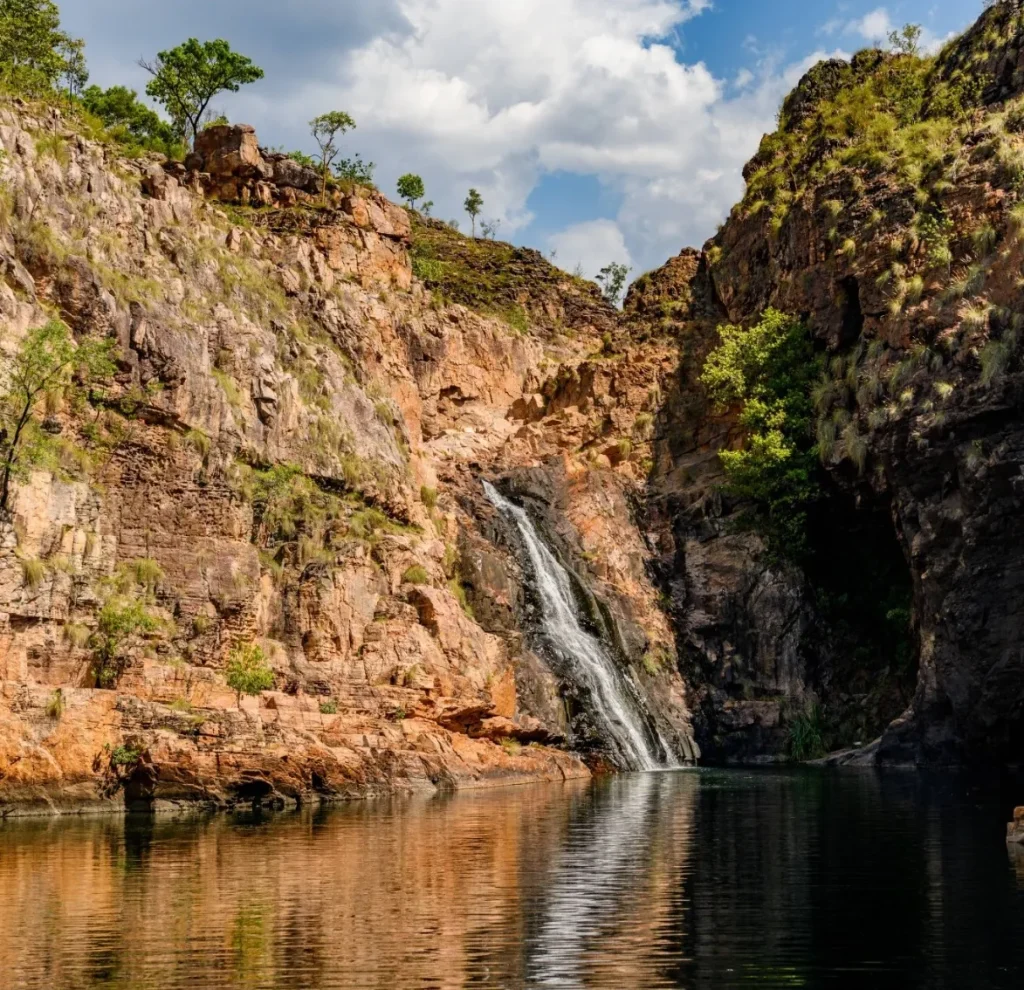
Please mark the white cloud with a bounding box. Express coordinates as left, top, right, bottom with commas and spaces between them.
845, 7, 953, 55
265, 0, 830, 272
547, 219, 633, 280
59, 0, 850, 273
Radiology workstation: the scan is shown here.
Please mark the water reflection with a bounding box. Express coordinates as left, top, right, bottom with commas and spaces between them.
1, 769, 1022, 989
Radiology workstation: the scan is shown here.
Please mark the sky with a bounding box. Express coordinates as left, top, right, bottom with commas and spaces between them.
61, 0, 982, 280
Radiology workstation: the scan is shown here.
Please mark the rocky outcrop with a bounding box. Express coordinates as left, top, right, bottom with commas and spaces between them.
1010, 807, 1024, 844
0, 101, 698, 814
652, 2, 1024, 764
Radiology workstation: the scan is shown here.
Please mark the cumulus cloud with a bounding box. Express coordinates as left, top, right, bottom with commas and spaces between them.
57, 0, 844, 272
845, 7, 953, 55
547, 219, 633, 281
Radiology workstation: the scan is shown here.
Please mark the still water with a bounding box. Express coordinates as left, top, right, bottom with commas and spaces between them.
2, 768, 1023, 990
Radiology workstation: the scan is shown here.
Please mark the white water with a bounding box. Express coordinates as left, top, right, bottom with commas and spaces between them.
484, 481, 668, 771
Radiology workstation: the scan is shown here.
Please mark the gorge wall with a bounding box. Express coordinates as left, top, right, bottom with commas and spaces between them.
3, 2, 1024, 816
0, 101, 695, 815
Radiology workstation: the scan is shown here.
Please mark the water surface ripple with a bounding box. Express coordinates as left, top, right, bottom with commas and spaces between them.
2, 769, 1023, 989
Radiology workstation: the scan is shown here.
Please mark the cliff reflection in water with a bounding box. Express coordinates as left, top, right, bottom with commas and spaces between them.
1, 769, 1023, 989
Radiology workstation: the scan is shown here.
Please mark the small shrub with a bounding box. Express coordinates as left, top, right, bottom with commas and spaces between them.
448, 578, 475, 619
45, 689, 65, 719
319, 700, 338, 715
504, 305, 529, 335
420, 486, 438, 510
128, 558, 164, 592
64, 622, 91, 648
169, 697, 193, 713
110, 745, 142, 768
402, 565, 429, 585
20, 557, 46, 588
788, 704, 826, 761
225, 643, 274, 705
499, 737, 522, 757
839, 238, 857, 259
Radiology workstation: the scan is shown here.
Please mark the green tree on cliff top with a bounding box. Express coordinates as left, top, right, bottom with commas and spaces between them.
464, 188, 483, 237
397, 173, 426, 210
0, 0, 86, 95
310, 111, 356, 204
139, 39, 263, 145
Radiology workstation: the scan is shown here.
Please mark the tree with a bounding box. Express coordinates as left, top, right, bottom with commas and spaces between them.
0, 320, 114, 519
81, 85, 177, 150
57, 35, 87, 96
310, 111, 356, 205
596, 262, 631, 307
700, 309, 822, 558
481, 218, 501, 240
464, 188, 483, 237
225, 643, 274, 706
887, 23, 923, 56
0, 0, 84, 94
335, 153, 375, 185
396, 173, 426, 210
139, 39, 264, 145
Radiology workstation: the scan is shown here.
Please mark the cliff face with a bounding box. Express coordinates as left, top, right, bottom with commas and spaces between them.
657, 2, 1024, 764
0, 101, 696, 814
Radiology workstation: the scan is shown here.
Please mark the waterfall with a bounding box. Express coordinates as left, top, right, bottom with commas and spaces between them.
484, 481, 669, 771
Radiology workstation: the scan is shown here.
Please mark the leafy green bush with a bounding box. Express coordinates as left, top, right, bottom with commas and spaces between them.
788, 704, 827, 761
319, 700, 338, 715
402, 565, 429, 585
45, 688, 65, 719
91, 596, 159, 688
225, 643, 274, 704
701, 309, 823, 557
109, 744, 142, 768
420, 486, 438, 510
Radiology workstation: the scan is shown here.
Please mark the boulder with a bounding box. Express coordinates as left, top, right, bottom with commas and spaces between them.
1009, 807, 1024, 845
193, 124, 261, 177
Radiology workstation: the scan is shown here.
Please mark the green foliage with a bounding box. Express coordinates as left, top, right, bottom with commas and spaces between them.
788, 703, 827, 761
45, 688, 65, 718
309, 110, 355, 203
109, 744, 142, 768
888, 23, 923, 57
499, 737, 522, 757
420, 485, 438, 510
140, 38, 264, 144
80, 84, 183, 157
397, 173, 426, 209
448, 578, 475, 620
334, 154, 375, 186
596, 262, 631, 307
319, 699, 338, 715
464, 188, 483, 236
91, 596, 159, 688
0, 320, 115, 517
20, 556, 45, 588
0, 0, 84, 96
225, 643, 274, 703
402, 565, 430, 585
504, 304, 529, 335
701, 310, 823, 558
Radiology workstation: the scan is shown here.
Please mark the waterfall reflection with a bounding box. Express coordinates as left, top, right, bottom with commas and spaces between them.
2, 770, 1023, 989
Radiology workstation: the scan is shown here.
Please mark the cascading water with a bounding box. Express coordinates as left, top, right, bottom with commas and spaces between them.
484, 481, 670, 771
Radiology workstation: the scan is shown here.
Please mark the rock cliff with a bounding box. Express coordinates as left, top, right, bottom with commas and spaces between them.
4, 3, 1024, 816
654, 2, 1024, 765
0, 101, 695, 815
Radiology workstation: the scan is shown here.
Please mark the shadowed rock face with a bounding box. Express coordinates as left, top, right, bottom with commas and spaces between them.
648, 3, 1024, 765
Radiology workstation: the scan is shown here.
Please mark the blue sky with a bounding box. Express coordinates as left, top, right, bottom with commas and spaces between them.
63, 0, 983, 279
